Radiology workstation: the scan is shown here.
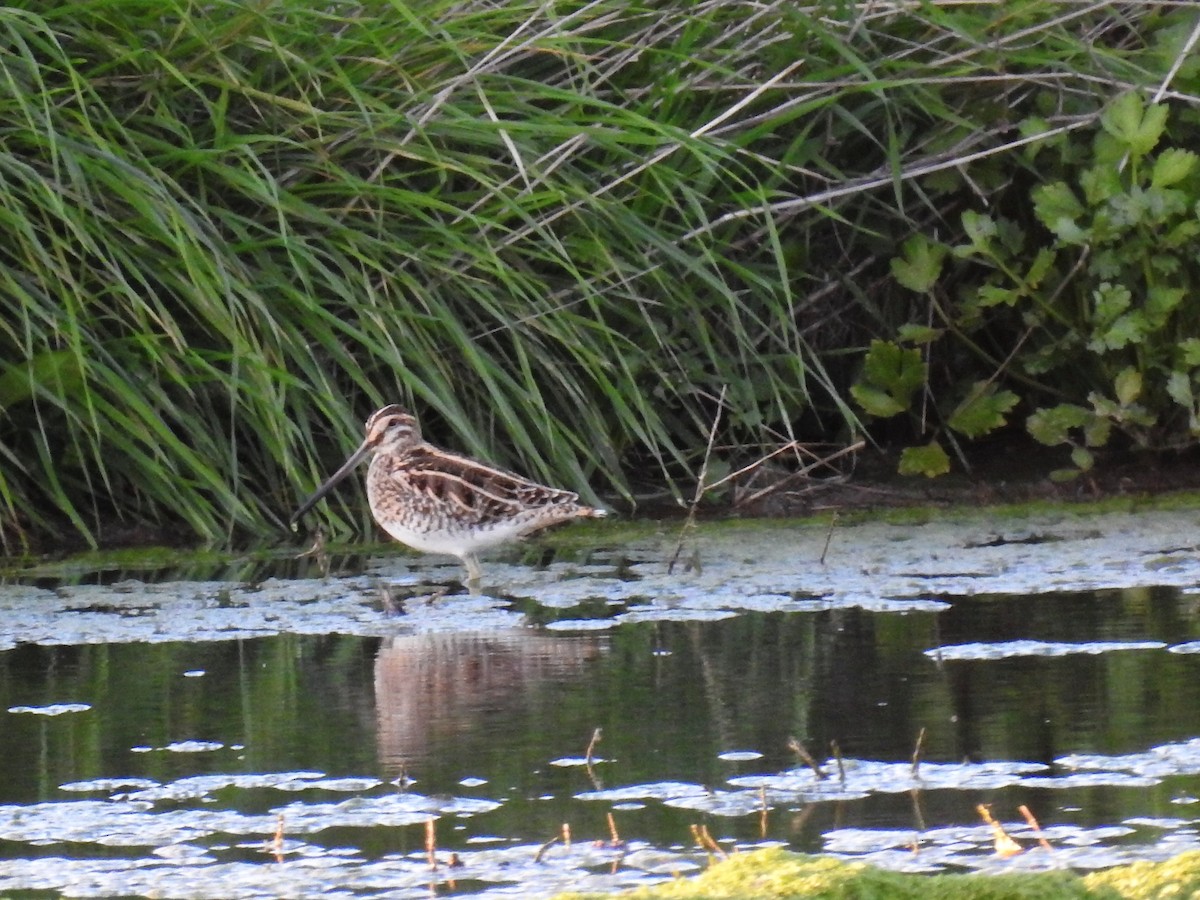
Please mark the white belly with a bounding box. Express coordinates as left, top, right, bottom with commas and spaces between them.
378, 518, 531, 558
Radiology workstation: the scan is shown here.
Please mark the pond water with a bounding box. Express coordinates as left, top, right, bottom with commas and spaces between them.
3, 507, 1200, 897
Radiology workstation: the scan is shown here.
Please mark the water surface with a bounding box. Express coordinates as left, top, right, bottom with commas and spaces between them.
3, 508, 1200, 896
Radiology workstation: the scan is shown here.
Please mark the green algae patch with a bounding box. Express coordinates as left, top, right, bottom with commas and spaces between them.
555, 847, 1199, 899
1083, 850, 1200, 897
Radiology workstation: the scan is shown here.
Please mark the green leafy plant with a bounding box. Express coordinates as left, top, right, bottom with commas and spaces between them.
852, 236, 1020, 477
857, 91, 1200, 480
0, 0, 1190, 548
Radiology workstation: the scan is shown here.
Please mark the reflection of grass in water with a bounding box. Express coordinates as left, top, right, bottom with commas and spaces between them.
517, 596, 628, 627
557, 846, 1200, 899
2, 524, 628, 583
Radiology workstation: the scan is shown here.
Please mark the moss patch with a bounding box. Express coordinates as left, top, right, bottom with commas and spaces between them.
557, 847, 1200, 899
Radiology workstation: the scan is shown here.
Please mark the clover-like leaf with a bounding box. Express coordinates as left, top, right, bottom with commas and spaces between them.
947, 383, 1020, 438
975, 283, 1018, 308
1150, 147, 1196, 188
958, 210, 997, 253
1023, 248, 1058, 290
1070, 445, 1096, 471
1027, 403, 1090, 446
891, 235, 948, 294
852, 340, 926, 418
1113, 367, 1142, 407
898, 442, 950, 478
1101, 92, 1166, 158
1145, 286, 1184, 327
850, 384, 905, 418
1179, 338, 1200, 368
1166, 370, 1193, 408
1091, 282, 1132, 325
1033, 182, 1085, 242
1090, 312, 1145, 351
896, 323, 944, 344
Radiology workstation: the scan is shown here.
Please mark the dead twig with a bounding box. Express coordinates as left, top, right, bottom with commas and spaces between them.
296, 526, 330, 577
1018, 805, 1054, 852
702, 439, 804, 494
585, 727, 602, 765
830, 740, 845, 783
819, 512, 838, 565
910, 787, 926, 833
667, 386, 727, 575
585, 727, 603, 790
533, 834, 560, 863
977, 804, 1022, 858
910, 727, 926, 779
733, 440, 865, 510
690, 823, 728, 858
606, 812, 622, 845
272, 812, 285, 862
788, 736, 826, 780
425, 818, 438, 870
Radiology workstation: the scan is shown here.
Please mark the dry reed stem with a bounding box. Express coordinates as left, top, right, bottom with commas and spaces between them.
667, 385, 726, 575
1018, 804, 1054, 852
758, 786, 769, 838
606, 812, 621, 844
690, 823, 727, 858
819, 512, 838, 565
272, 813, 285, 862
977, 804, 1023, 858
533, 834, 560, 863
585, 727, 602, 765
910, 787, 927, 832
732, 440, 866, 510
425, 818, 438, 870
910, 727, 926, 778
787, 736, 826, 780
830, 740, 846, 783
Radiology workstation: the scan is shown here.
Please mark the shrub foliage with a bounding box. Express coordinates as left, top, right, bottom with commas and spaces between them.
0, 0, 1197, 548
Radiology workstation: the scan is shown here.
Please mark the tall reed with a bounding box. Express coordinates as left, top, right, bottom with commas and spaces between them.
0, 0, 1189, 548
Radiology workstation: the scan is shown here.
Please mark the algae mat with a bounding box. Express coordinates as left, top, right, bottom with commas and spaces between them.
2, 504, 1200, 646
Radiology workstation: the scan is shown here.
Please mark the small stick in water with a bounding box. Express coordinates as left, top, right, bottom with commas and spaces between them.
1018, 804, 1054, 852
585, 727, 602, 765
758, 785, 769, 838
606, 812, 622, 845
296, 526, 330, 577
690, 823, 727, 858
532, 823, 572, 863
667, 386, 726, 574
788, 736, 826, 779
830, 740, 846, 783
394, 762, 412, 790
819, 512, 838, 565
272, 813, 285, 862
977, 804, 1022, 858
585, 728, 603, 790
910, 787, 927, 832
533, 834, 560, 863
910, 727, 926, 778
425, 818, 438, 870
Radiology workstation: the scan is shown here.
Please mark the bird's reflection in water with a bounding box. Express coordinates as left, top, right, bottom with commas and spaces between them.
374, 631, 607, 774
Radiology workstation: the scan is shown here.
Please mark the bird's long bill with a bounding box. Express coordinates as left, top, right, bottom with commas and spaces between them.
289, 440, 373, 528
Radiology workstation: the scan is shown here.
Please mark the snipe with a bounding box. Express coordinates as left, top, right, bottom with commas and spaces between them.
290, 405, 606, 588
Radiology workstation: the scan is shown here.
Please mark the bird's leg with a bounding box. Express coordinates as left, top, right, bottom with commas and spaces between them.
463, 553, 483, 595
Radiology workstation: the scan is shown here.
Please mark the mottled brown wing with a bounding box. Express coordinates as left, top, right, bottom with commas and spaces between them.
388, 445, 582, 526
